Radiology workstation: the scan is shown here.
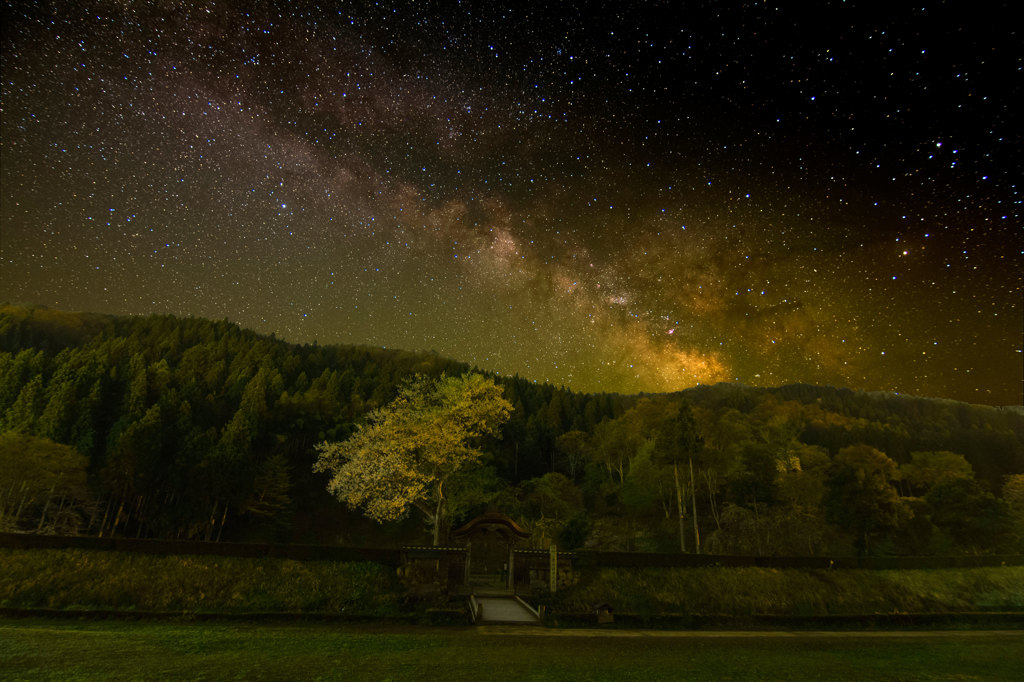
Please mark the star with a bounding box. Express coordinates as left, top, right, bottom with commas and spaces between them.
0, 1, 1020, 404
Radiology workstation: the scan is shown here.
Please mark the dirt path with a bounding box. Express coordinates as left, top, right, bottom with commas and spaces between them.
476, 625, 1024, 638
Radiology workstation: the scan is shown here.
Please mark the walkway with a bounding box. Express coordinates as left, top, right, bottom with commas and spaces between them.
474, 597, 540, 625
476, 626, 1024, 638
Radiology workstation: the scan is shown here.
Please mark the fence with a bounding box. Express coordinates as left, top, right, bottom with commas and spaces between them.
3, 532, 1021, 571
0, 532, 401, 565
572, 550, 1024, 570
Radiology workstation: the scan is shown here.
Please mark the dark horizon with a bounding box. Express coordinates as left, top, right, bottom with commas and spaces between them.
4, 302, 1021, 409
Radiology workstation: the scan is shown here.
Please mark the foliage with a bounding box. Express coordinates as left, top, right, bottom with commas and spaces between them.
2, 304, 1023, 556
620, 440, 671, 520
707, 504, 839, 557
0, 433, 94, 533
902, 450, 974, 495
926, 477, 1014, 551
523, 472, 585, 546
824, 445, 904, 554
313, 373, 512, 544
652, 400, 703, 552
0, 305, 478, 542
1005, 474, 1024, 549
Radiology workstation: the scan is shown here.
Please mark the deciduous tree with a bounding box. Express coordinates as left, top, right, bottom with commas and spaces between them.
653, 400, 703, 553
313, 373, 512, 545
0, 432, 94, 533
824, 445, 903, 554
901, 450, 973, 495
926, 477, 1012, 551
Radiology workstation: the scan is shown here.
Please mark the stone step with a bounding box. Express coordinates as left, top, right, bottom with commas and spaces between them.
475, 597, 540, 625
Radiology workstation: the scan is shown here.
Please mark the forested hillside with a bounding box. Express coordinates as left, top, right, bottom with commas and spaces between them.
1, 305, 1022, 555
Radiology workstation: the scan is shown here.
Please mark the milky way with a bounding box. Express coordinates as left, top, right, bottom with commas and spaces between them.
2, 1, 1021, 404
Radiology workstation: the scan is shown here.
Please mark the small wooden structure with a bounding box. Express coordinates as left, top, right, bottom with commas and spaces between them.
451, 512, 530, 592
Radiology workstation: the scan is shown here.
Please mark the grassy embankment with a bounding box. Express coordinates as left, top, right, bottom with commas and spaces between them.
0, 548, 402, 616
3, 548, 1023, 621
547, 565, 1024, 621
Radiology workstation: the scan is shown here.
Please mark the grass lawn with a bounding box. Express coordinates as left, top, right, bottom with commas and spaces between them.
2, 618, 1022, 680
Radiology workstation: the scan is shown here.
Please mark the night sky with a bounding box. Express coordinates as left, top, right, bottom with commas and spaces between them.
2, 1, 1021, 405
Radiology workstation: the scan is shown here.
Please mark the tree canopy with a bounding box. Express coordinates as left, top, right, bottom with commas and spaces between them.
2, 305, 1023, 555
313, 372, 512, 545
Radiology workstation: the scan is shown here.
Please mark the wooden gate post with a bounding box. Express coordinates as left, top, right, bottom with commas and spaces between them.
549, 544, 557, 593
507, 544, 515, 591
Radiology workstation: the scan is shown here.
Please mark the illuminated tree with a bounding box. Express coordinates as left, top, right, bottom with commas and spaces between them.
313, 373, 512, 545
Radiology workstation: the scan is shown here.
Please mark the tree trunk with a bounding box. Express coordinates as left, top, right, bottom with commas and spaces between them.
689, 456, 700, 554
135, 496, 145, 538
111, 497, 127, 537
752, 498, 763, 556
7, 482, 28, 527
97, 498, 113, 537
205, 500, 217, 542
36, 483, 57, 532
13, 489, 29, 524
54, 493, 67, 533
120, 506, 132, 537
216, 504, 228, 542
85, 498, 100, 534
97, 499, 108, 537
0, 482, 11, 518
674, 461, 686, 552
661, 491, 672, 519
705, 471, 721, 530
432, 481, 445, 546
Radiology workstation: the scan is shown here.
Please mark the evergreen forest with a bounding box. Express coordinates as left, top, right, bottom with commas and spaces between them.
2, 304, 1022, 556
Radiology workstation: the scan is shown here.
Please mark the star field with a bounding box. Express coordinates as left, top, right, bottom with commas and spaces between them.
2, 1, 1021, 404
